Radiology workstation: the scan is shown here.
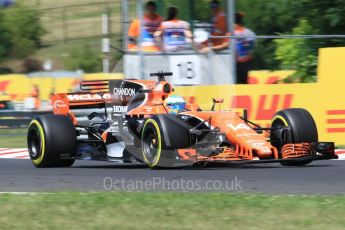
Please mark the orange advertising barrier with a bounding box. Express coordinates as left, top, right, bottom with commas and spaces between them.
175, 47, 345, 146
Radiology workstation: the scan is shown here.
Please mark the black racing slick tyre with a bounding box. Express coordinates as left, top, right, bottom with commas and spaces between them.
141, 115, 190, 168
27, 114, 76, 168
270, 108, 318, 166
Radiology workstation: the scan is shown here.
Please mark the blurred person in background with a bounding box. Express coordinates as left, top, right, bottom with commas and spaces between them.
232, 12, 256, 84
31, 84, 41, 110
127, 1, 163, 52
201, 0, 227, 49
200, 13, 256, 84
154, 6, 193, 51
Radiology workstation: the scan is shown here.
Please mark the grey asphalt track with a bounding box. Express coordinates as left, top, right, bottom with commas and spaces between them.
0, 159, 344, 194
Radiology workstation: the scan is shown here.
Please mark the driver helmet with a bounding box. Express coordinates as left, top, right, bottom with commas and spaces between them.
165, 95, 186, 112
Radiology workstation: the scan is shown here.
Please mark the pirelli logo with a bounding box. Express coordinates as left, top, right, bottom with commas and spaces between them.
326, 110, 345, 133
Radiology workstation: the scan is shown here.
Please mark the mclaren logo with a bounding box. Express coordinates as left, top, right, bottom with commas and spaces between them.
113, 88, 136, 97
67, 94, 110, 101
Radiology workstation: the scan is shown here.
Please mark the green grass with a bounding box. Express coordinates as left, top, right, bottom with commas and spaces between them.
33, 38, 103, 70
0, 129, 27, 148
0, 192, 345, 229
34, 1, 121, 43
28, 1, 121, 71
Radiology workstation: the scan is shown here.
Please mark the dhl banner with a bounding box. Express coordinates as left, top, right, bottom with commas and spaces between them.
248, 70, 295, 84
0, 70, 293, 101
175, 47, 345, 145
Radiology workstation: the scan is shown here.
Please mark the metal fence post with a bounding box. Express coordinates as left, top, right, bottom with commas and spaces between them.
137, 0, 145, 79
102, 12, 110, 73
121, 0, 129, 51
227, 0, 236, 84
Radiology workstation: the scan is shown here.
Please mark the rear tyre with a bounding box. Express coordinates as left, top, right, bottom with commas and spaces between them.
270, 108, 318, 166
27, 114, 76, 168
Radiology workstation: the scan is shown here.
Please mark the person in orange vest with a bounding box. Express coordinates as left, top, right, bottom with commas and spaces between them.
31, 84, 41, 110
127, 1, 163, 52
201, 0, 227, 48
200, 13, 256, 84
154, 6, 192, 51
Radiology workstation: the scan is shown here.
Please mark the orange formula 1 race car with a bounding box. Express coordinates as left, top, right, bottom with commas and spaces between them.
27, 72, 337, 168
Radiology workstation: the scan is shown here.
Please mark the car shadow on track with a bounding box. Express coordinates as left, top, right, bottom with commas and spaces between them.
72, 162, 335, 170
72, 163, 148, 169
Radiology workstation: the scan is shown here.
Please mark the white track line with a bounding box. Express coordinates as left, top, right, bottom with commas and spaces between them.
0, 148, 29, 159
0, 192, 53, 195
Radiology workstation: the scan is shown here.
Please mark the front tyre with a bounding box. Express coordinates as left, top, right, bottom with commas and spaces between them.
27, 115, 76, 168
270, 108, 318, 166
141, 118, 163, 168
140, 115, 191, 168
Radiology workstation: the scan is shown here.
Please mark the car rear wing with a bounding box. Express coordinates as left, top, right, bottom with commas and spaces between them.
80, 80, 110, 93
51, 79, 146, 116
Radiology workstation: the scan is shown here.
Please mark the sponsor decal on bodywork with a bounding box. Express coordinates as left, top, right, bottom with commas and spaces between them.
67, 93, 111, 101
53, 100, 68, 110
113, 106, 128, 113
113, 88, 136, 97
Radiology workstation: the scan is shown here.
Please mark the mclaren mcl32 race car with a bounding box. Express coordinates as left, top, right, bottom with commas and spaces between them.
27, 72, 337, 168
